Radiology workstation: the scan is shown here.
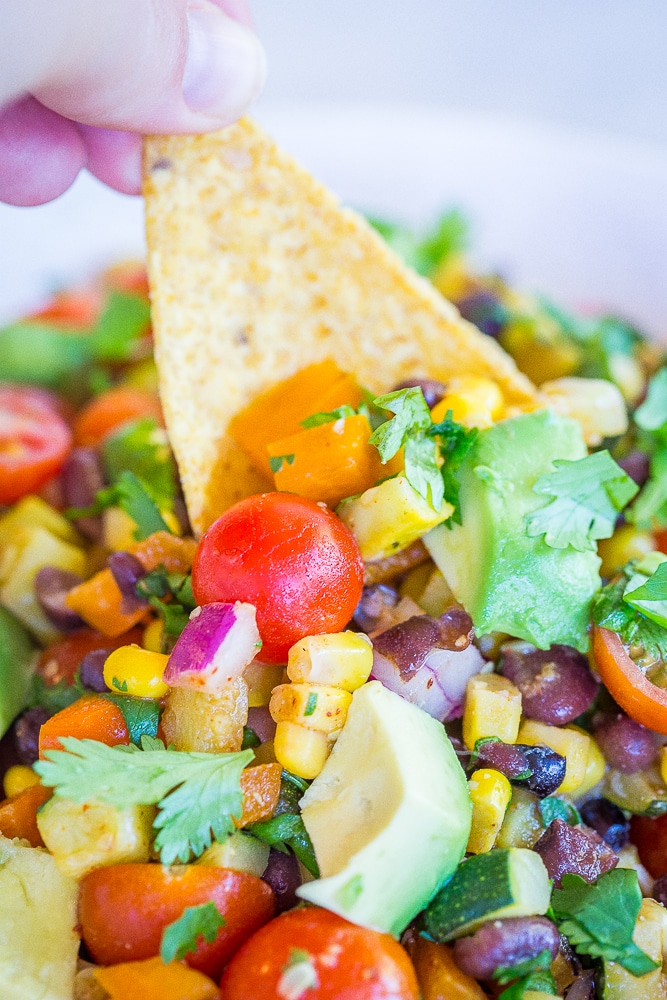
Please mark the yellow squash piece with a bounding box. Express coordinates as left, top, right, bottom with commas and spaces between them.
462, 673, 522, 750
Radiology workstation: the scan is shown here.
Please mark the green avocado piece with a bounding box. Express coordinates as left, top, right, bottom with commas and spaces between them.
424, 409, 600, 652
0, 605, 37, 739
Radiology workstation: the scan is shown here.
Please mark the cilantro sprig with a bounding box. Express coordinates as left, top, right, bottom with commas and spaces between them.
136, 567, 196, 639
160, 902, 225, 963
627, 368, 667, 529
66, 470, 171, 540
249, 770, 319, 877
34, 735, 253, 864
592, 564, 667, 661
551, 869, 659, 976
494, 948, 557, 999
428, 410, 478, 524
525, 450, 638, 551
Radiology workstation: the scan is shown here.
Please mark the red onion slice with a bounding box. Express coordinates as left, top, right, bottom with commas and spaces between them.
371, 641, 485, 721
164, 601, 261, 694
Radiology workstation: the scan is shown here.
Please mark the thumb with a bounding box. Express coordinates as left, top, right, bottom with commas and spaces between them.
1, 0, 266, 133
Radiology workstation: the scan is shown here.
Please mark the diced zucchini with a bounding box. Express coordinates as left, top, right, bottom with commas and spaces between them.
603, 765, 667, 817
1, 525, 86, 642
422, 847, 551, 941
496, 788, 544, 849
0, 834, 79, 1000
0, 606, 36, 739
197, 831, 270, 876
37, 796, 155, 880
337, 475, 452, 562
603, 898, 666, 1000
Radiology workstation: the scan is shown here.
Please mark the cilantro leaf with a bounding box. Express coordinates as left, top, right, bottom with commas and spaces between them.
551, 869, 659, 976
67, 470, 171, 540
269, 454, 295, 474
34, 737, 253, 864
428, 411, 478, 525
624, 559, 667, 629
494, 948, 554, 985
539, 797, 581, 827
497, 970, 557, 1000
103, 694, 161, 744
160, 902, 225, 963
29, 674, 82, 715
103, 418, 177, 509
525, 450, 638, 551
88, 291, 151, 363
635, 368, 667, 433
137, 568, 197, 640
370, 388, 443, 509
592, 572, 667, 661
301, 405, 357, 429
628, 449, 667, 528
249, 813, 320, 878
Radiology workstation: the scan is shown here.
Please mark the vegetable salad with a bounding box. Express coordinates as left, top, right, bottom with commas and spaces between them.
1, 217, 667, 1000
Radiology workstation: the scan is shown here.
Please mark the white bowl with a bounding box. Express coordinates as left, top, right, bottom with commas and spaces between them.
1, 104, 666, 336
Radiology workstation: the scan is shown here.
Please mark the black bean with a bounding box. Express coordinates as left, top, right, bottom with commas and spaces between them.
392, 378, 446, 408
513, 744, 567, 798
453, 916, 560, 980
652, 873, 667, 907
593, 713, 657, 774
79, 650, 111, 692
61, 447, 105, 540
534, 818, 618, 888
579, 798, 629, 852
500, 642, 598, 726
353, 584, 399, 633
456, 290, 508, 340
261, 848, 302, 914
14, 707, 50, 765
34, 567, 85, 631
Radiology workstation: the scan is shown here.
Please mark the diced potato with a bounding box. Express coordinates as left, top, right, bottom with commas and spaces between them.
0, 834, 80, 1000
467, 768, 512, 854
0, 525, 86, 642
462, 673, 522, 750
37, 796, 155, 880
161, 678, 248, 752
337, 475, 453, 562
197, 831, 270, 876
518, 720, 590, 794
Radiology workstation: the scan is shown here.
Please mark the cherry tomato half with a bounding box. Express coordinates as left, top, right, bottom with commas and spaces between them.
221, 907, 419, 1000
192, 493, 364, 664
592, 626, 667, 735
79, 863, 274, 980
0, 386, 72, 504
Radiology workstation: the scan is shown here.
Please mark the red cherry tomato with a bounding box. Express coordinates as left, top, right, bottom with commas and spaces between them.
592, 626, 667, 735
630, 813, 667, 878
79, 863, 275, 980
221, 907, 420, 1000
192, 493, 364, 664
0, 386, 72, 504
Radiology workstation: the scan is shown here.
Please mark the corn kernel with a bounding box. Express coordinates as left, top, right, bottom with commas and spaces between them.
287, 632, 373, 692
431, 375, 504, 429
245, 661, 286, 707
467, 768, 513, 854
270, 683, 352, 734
103, 644, 170, 698
659, 747, 667, 787
3, 765, 40, 799
518, 720, 591, 794
462, 673, 522, 750
142, 618, 164, 653
274, 721, 329, 779
102, 506, 138, 551
598, 525, 656, 579
570, 726, 606, 798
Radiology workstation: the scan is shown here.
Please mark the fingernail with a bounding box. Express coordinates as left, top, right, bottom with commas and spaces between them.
183, 3, 266, 121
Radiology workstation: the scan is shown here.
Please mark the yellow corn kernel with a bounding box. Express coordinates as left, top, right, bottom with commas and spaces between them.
431, 375, 504, 430
103, 644, 170, 698
161, 509, 182, 536
274, 721, 329, 780
3, 765, 40, 799
518, 720, 591, 794
659, 747, 667, 786
102, 506, 138, 551
570, 726, 606, 798
245, 661, 286, 707
287, 632, 373, 692
467, 768, 513, 854
598, 525, 656, 579
142, 618, 164, 653
462, 673, 522, 750
270, 683, 352, 735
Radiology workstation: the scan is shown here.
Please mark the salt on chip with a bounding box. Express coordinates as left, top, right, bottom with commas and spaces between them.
144, 118, 538, 535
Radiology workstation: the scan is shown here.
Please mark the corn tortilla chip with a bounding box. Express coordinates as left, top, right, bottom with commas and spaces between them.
144, 118, 538, 535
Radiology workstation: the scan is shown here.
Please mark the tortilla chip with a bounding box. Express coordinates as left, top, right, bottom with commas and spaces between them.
144, 118, 538, 535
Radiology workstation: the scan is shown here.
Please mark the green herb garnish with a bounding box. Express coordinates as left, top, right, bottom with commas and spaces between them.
160, 902, 225, 963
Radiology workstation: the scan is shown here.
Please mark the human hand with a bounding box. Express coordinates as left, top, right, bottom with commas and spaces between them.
0, 0, 266, 206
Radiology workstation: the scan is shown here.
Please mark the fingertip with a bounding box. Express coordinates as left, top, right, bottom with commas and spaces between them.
77, 125, 143, 195
0, 96, 86, 206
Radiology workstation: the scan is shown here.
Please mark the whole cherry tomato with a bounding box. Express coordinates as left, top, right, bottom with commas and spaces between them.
630, 813, 667, 878
79, 863, 274, 980
192, 493, 364, 664
592, 626, 667, 735
220, 907, 420, 1000
0, 386, 72, 504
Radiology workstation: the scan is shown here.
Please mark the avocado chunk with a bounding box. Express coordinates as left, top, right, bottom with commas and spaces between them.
0, 606, 36, 739
296, 681, 471, 935
424, 410, 601, 651
0, 835, 80, 1000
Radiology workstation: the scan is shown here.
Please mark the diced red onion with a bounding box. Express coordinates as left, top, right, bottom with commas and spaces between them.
164, 601, 261, 694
